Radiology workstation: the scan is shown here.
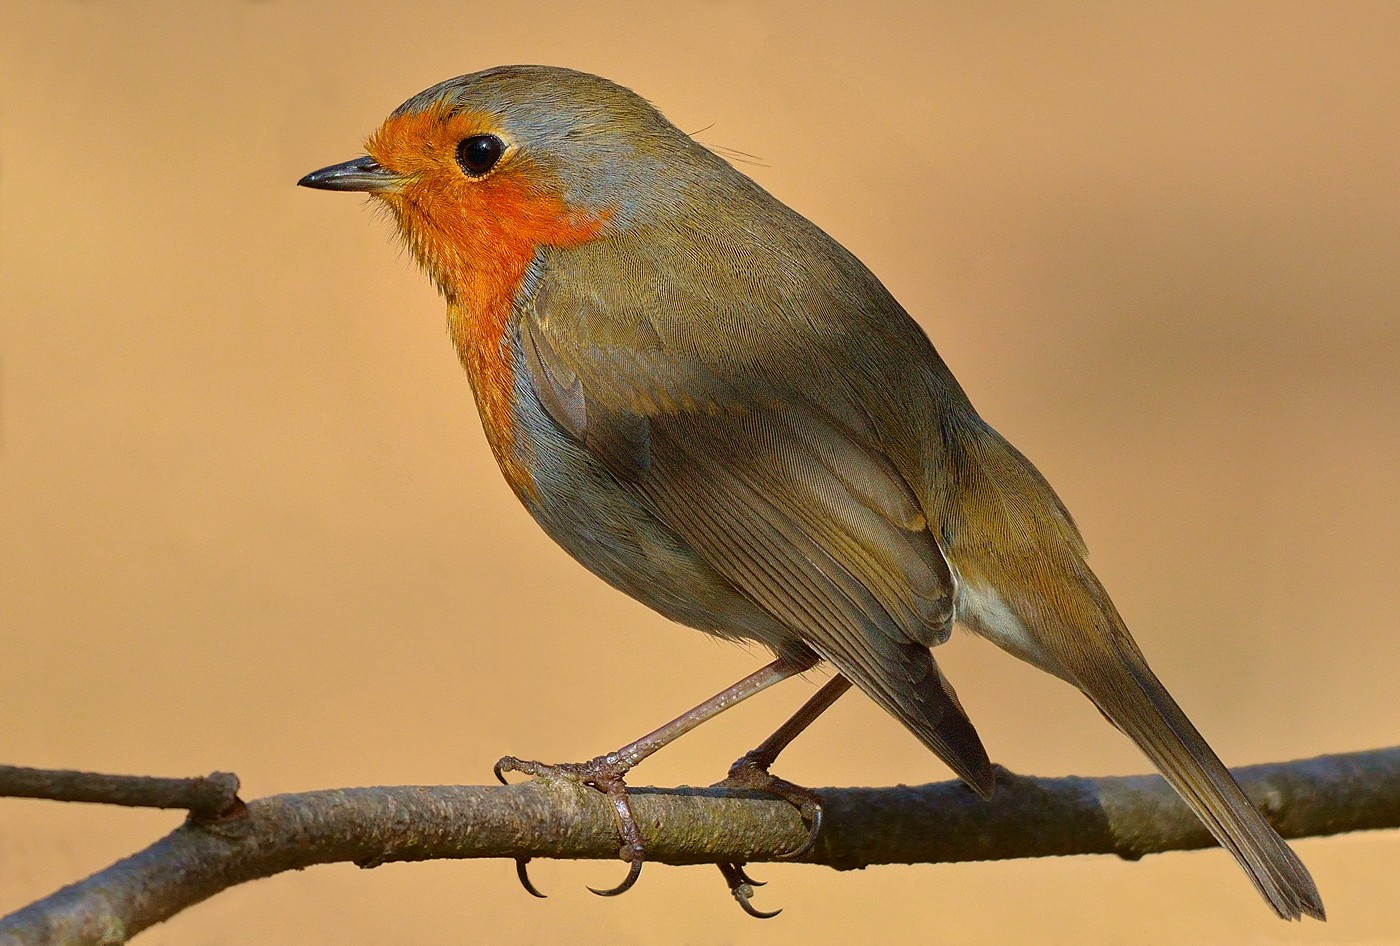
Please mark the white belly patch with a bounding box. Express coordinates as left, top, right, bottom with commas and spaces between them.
953, 571, 1060, 675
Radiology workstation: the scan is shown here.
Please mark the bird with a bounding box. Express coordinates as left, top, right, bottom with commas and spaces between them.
299, 64, 1324, 921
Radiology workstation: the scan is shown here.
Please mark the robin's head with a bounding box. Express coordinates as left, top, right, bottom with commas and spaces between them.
299, 65, 727, 298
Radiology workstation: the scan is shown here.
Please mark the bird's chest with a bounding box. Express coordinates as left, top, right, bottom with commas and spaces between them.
449, 301, 629, 530
448, 301, 540, 501
452, 319, 789, 648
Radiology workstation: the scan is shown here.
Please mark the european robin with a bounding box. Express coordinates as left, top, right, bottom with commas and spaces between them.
299, 65, 1323, 921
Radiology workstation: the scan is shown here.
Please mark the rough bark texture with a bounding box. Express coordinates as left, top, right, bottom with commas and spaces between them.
2, 748, 1397, 946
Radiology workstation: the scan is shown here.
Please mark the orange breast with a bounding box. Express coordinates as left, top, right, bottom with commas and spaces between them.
367, 106, 609, 500
444, 185, 608, 502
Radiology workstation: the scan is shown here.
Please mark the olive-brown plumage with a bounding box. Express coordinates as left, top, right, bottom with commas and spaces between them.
300, 65, 1323, 920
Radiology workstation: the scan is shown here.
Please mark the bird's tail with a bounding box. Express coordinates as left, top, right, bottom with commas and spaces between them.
1068, 629, 1325, 921
947, 419, 1322, 919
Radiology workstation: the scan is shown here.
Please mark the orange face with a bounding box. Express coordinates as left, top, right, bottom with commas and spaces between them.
364, 101, 610, 307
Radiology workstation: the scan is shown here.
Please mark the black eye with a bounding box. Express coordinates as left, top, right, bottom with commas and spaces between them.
456, 134, 504, 177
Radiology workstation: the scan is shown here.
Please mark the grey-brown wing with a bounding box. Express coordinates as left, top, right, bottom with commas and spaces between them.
521, 317, 993, 794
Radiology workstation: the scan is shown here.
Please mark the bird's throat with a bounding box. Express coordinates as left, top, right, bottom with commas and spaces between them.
383, 185, 609, 503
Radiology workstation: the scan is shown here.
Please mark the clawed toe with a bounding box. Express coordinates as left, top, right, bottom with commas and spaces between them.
718, 862, 782, 919
777, 802, 822, 860
514, 858, 547, 898
493, 753, 648, 899
493, 756, 517, 786
588, 774, 647, 896
714, 754, 826, 860
587, 856, 644, 897
729, 864, 766, 887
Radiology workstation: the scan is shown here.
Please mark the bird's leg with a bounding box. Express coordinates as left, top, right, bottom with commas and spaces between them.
718, 673, 852, 852
494, 651, 818, 898
712, 674, 853, 917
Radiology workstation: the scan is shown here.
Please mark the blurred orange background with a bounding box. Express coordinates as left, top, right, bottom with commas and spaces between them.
3, 2, 1397, 943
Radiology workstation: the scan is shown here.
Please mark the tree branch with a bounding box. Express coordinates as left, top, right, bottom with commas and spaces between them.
2, 747, 1397, 945
0, 767, 241, 821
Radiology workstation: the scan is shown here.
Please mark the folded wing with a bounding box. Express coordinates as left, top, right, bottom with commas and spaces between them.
520, 310, 993, 794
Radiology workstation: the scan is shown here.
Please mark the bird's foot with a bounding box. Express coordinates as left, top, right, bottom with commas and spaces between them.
713, 750, 825, 859
708, 750, 826, 919
494, 753, 646, 898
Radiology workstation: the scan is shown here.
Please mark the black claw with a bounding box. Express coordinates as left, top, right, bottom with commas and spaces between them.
778, 804, 822, 860
587, 856, 643, 897
737, 895, 783, 920
493, 758, 511, 786
718, 862, 782, 919
514, 858, 547, 899
732, 864, 766, 887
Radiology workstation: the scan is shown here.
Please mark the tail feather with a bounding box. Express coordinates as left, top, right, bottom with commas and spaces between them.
951, 424, 1321, 918
1079, 643, 1324, 921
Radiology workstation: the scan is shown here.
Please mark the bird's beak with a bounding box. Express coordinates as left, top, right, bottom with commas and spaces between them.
297, 155, 401, 193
